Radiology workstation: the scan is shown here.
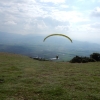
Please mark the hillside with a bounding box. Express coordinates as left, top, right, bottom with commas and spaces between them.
0, 52, 100, 100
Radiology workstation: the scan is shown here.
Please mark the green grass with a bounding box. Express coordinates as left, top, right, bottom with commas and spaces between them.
0, 52, 100, 100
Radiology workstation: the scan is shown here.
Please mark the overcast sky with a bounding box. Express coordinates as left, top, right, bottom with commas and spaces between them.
0, 0, 100, 43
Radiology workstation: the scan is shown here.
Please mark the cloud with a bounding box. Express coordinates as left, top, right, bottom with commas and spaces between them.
48, 9, 88, 23
40, 0, 65, 4
55, 25, 69, 31
0, 0, 100, 43
60, 5, 69, 8
78, 0, 96, 3
90, 22, 100, 29
4, 21, 17, 25
37, 20, 48, 30
0, 0, 48, 33
22, 19, 49, 35
0, 0, 47, 19
69, 23, 100, 43
91, 7, 100, 17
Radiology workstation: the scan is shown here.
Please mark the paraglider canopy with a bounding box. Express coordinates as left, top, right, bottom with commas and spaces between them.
43, 34, 72, 43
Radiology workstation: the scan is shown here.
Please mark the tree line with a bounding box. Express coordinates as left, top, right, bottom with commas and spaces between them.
70, 53, 100, 63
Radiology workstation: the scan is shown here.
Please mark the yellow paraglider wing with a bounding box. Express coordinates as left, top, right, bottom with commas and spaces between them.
43, 34, 72, 43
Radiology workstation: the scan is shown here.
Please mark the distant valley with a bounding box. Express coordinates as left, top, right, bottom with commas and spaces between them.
0, 31, 100, 61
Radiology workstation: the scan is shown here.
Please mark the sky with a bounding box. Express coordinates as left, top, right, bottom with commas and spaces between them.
0, 0, 100, 44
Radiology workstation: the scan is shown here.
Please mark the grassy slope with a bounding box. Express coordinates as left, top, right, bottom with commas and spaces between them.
0, 52, 100, 100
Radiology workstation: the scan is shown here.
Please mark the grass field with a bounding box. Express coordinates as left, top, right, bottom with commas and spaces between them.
0, 52, 100, 100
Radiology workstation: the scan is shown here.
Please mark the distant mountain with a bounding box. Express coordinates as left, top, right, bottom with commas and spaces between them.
0, 31, 100, 61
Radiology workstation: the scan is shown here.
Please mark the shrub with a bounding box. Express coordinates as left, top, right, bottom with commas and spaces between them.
90, 53, 100, 61
70, 56, 96, 63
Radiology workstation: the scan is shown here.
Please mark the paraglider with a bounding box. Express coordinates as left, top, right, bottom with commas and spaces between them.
43, 33, 72, 61
43, 34, 72, 43
56, 55, 59, 59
